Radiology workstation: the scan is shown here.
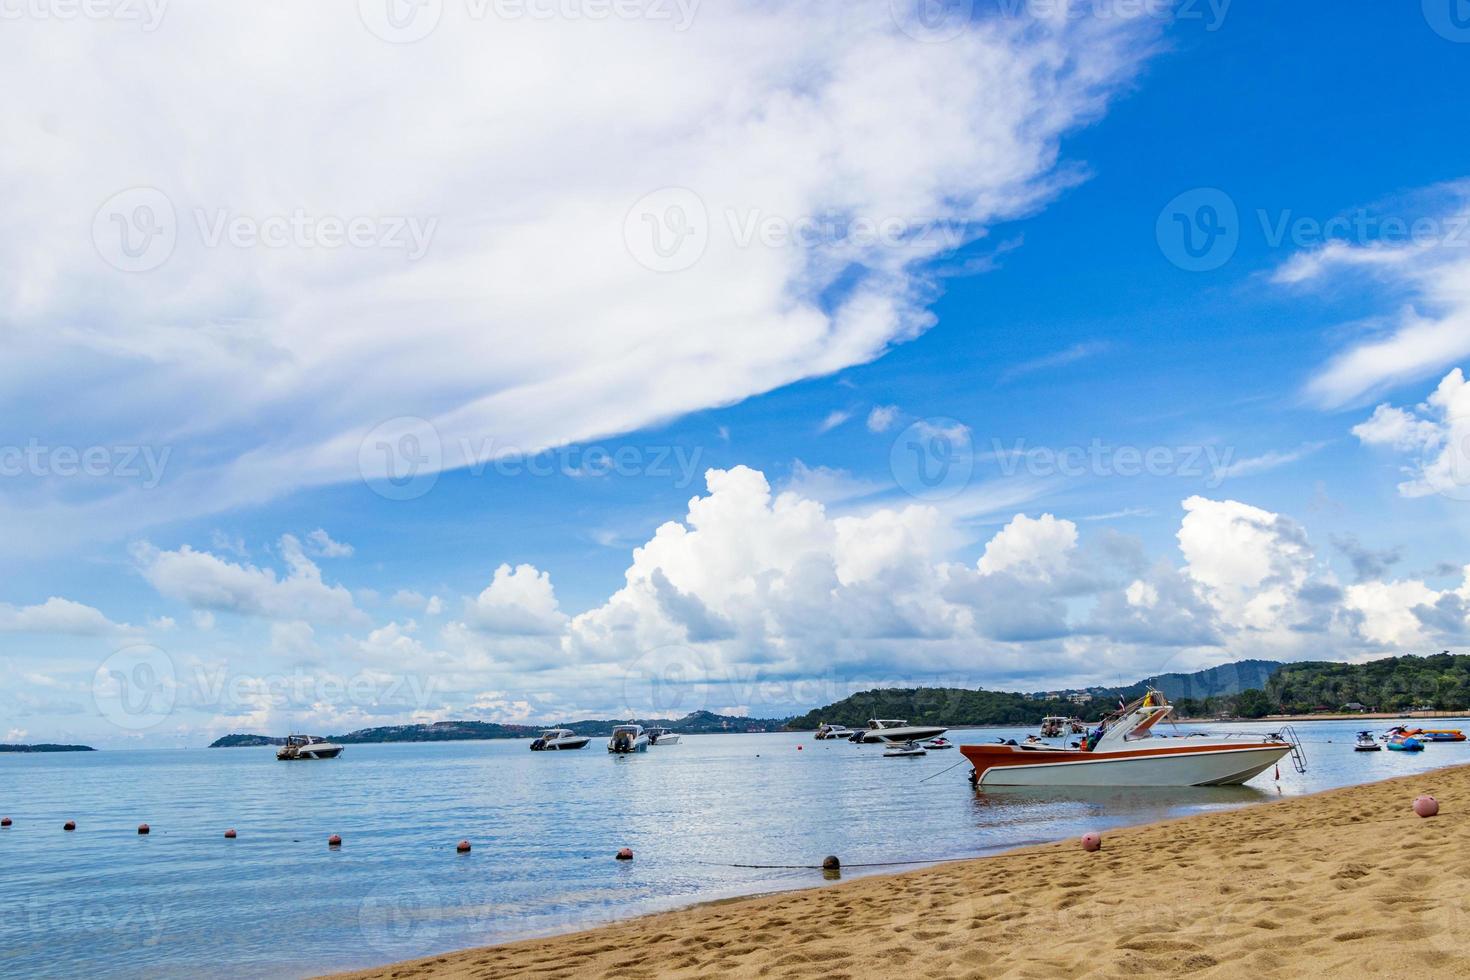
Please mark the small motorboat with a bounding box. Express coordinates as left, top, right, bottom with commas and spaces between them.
962, 690, 1300, 787
1038, 716, 1069, 738
924, 737, 954, 750
530, 729, 591, 751
276, 734, 344, 760
1386, 734, 1424, 752
1070, 719, 1086, 735
607, 724, 650, 754
855, 718, 948, 744
647, 727, 681, 746
1353, 731, 1381, 752
884, 741, 927, 758
814, 723, 852, 740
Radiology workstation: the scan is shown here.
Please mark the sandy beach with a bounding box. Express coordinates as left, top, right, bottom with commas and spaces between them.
329, 764, 1470, 980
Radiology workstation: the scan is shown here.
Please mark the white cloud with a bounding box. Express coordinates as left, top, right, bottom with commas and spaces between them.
1215, 441, 1329, 480
1178, 496, 1313, 633
305, 529, 354, 558
1352, 367, 1470, 498
0, 597, 129, 635
133, 534, 358, 622
463, 563, 569, 636
0, 4, 1164, 540
977, 513, 1077, 580
1293, 184, 1470, 406
866, 405, 899, 432
817, 410, 854, 434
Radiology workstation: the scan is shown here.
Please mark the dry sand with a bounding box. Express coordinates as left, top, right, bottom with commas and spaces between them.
329, 765, 1470, 979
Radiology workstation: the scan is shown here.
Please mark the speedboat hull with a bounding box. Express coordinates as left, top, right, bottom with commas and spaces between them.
532, 737, 591, 750
962, 742, 1292, 787
860, 725, 948, 744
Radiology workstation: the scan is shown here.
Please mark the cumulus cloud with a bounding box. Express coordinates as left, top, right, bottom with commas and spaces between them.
0, 3, 1165, 544
1352, 367, 1470, 498
304, 529, 354, 558
977, 513, 1077, 580
462, 563, 569, 636
132, 534, 358, 622
866, 405, 899, 432
0, 597, 130, 635
1177, 495, 1314, 633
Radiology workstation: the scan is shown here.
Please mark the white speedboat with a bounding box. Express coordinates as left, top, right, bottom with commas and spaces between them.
884, 741, 927, 758
856, 718, 948, 744
961, 691, 1300, 787
275, 734, 344, 760
530, 728, 591, 751
647, 727, 681, 745
607, 725, 650, 753
1039, 716, 1070, 738
814, 724, 852, 740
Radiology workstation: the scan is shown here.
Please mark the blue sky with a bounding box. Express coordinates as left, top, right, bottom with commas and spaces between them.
5, 1, 1470, 745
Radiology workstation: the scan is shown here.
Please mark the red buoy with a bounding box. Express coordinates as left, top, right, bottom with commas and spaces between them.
616, 847, 633, 860
328, 834, 343, 847
1, 817, 11, 827
1414, 795, 1439, 818
137, 823, 150, 835
224, 828, 237, 839
1081, 832, 1102, 852
797, 745, 803, 751
456, 839, 471, 853
63, 820, 76, 831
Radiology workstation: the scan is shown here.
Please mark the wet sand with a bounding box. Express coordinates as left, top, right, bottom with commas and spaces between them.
328, 764, 1470, 979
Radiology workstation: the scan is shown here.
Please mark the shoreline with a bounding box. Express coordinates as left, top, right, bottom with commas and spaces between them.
326, 763, 1470, 979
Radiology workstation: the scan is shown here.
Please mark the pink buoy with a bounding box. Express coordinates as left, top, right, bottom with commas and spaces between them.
328, 834, 343, 847
137, 823, 150, 835
1081, 832, 1102, 852
63, 820, 76, 832
224, 828, 237, 839
616, 847, 633, 860
1414, 795, 1439, 818
456, 840, 471, 853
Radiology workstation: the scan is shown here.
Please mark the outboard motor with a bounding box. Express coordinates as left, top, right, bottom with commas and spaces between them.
530, 737, 547, 751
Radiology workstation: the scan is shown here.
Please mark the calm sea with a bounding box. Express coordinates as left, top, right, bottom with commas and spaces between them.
3, 718, 1465, 978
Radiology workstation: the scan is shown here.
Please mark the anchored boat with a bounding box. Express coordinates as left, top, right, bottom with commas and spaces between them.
646, 727, 681, 745
1353, 731, 1381, 752
961, 691, 1302, 787
607, 724, 650, 753
530, 729, 591, 751
275, 734, 344, 761
854, 719, 948, 744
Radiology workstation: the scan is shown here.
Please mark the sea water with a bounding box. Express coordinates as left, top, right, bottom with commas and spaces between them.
1, 717, 1464, 978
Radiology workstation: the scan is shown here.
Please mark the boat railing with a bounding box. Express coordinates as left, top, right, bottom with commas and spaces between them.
1268, 724, 1308, 773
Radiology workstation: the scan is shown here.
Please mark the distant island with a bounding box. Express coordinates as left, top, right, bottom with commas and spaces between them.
208, 653, 1470, 748
208, 709, 786, 748
0, 743, 95, 753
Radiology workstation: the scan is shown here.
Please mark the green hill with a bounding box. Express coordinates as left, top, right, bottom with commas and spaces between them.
208, 710, 785, 748
1266, 653, 1470, 713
